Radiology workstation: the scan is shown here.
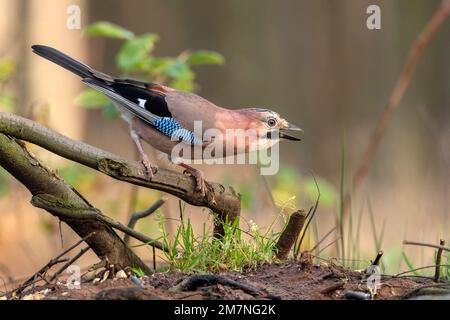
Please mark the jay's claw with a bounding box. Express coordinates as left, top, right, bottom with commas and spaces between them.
141, 155, 158, 178
180, 164, 206, 197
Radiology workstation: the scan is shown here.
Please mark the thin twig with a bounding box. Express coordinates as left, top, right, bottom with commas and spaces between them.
49, 246, 91, 282
349, 0, 450, 212
392, 264, 450, 278
403, 240, 450, 253
14, 233, 95, 295
295, 173, 321, 258
317, 237, 342, 255
123, 197, 167, 244
310, 227, 337, 253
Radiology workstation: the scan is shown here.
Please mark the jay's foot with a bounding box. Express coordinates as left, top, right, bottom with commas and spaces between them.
129, 127, 157, 178
141, 154, 158, 178
179, 163, 206, 197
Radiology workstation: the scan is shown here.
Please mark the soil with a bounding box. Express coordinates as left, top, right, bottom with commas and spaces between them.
4, 258, 434, 300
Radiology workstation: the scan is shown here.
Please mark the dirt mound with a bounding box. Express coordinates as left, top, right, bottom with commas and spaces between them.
8, 261, 431, 300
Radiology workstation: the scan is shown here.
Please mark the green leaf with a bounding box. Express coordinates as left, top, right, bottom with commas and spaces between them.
75, 89, 109, 108
85, 21, 134, 40
117, 33, 159, 72
102, 102, 121, 120
166, 60, 190, 79
186, 50, 225, 66
166, 60, 195, 91
0, 58, 15, 82
145, 57, 174, 74
170, 78, 194, 92
130, 267, 145, 278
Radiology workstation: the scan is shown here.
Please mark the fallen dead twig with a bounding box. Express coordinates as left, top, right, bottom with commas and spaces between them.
321, 281, 345, 295
169, 274, 280, 299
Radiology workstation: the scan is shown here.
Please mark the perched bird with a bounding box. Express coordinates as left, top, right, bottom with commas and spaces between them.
31, 45, 302, 196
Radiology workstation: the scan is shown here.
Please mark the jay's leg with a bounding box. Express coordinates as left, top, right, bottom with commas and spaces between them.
130, 128, 158, 177
178, 163, 206, 196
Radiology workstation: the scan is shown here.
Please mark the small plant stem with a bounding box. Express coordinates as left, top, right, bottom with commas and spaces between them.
310, 227, 336, 253
434, 239, 445, 282
152, 245, 156, 271
295, 172, 321, 258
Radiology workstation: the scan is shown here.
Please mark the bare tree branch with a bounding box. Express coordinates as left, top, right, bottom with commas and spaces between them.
124, 197, 167, 245
0, 112, 241, 234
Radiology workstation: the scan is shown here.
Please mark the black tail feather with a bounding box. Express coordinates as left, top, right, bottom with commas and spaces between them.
31, 45, 94, 78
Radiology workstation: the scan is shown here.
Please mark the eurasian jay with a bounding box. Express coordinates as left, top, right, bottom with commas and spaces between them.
31, 45, 302, 196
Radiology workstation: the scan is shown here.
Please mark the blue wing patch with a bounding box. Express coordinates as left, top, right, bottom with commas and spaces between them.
153, 117, 203, 145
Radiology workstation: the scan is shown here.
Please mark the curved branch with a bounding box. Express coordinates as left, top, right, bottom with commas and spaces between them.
0, 112, 241, 228
0, 132, 152, 274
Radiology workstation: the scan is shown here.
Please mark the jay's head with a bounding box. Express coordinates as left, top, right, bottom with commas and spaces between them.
238, 108, 302, 141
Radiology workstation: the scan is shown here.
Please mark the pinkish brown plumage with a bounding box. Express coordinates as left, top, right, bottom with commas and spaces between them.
32, 45, 302, 196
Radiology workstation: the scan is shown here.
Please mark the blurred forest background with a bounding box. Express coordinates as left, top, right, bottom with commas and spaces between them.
0, 0, 449, 279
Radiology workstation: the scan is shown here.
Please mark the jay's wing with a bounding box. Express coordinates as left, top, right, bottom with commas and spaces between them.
82, 78, 160, 124
104, 75, 221, 136
163, 90, 222, 134
83, 78, 204, 145
31, 45, 206, 144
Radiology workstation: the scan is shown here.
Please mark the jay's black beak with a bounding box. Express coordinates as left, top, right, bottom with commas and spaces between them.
267, 123, 303, 141
279, 122, 303, 141
279, 130, 301, 141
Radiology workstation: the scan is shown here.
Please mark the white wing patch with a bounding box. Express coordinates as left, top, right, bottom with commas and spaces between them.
137, 98, 147, 108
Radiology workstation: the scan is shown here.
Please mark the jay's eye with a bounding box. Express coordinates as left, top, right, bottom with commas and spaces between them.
267, 117, 277, 127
